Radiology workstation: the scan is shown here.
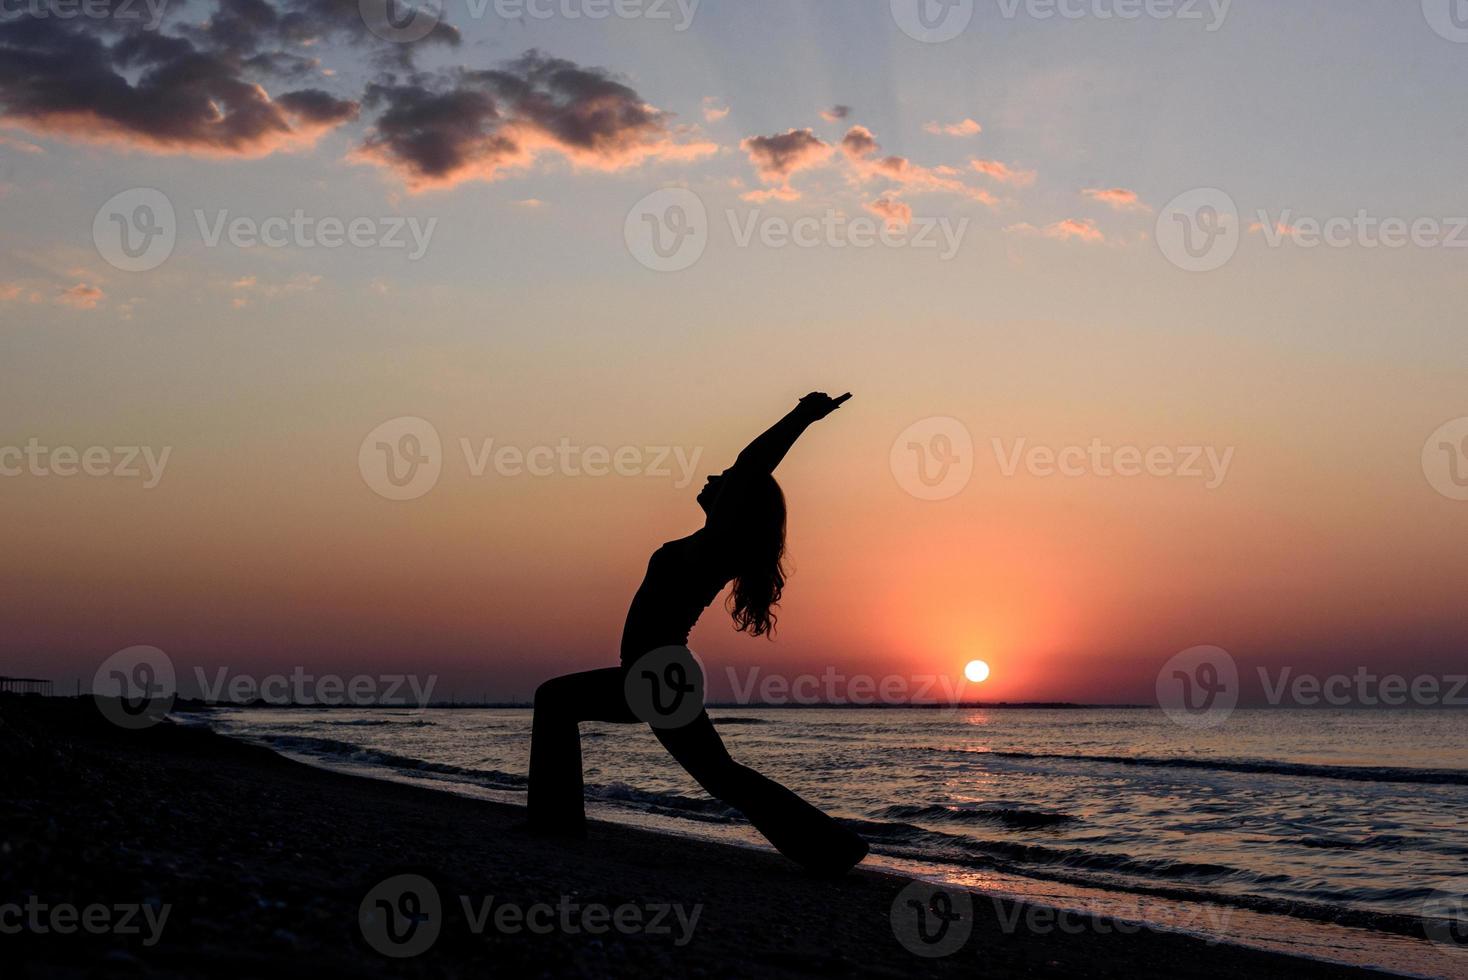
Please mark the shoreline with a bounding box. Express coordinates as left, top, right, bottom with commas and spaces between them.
0, 698, 1434, 978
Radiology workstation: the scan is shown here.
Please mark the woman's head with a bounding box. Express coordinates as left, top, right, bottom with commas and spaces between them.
699, 470, 787, 637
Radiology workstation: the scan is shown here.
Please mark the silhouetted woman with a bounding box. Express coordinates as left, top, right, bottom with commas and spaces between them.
528, 392, 869, 876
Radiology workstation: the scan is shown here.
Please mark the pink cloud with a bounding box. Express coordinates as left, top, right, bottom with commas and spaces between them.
56, 283, 104, 309
843, 126, 996, 207
702, 97, 730, 123
1083, 187, 1149, 212
863, 197, 912, 228
924, 118, 982, 137
227, 273, 321, 308
971, 159, 1037, 187
1006, 219, 1106, 244
820, 105, 852, 123
740, 186, 803, 203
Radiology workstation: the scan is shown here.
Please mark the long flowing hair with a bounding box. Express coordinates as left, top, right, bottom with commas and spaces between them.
726, 474, 788, 638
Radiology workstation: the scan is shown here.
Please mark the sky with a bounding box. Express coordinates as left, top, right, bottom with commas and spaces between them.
1, 0, 1466, 705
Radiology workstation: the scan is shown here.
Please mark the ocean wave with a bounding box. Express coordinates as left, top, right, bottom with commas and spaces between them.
253, 734, 527, 790
587, 783, 739, 823
932, 747, 1468, 786
866, 840, 1438, 939
874, 803, 1078, 829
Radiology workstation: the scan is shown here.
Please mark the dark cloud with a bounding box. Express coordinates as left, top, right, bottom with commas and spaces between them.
358, 81, 508, 181
840, 125, 877, 159
741, 128, 829, 179
0, 7, 709, 187
356, 51, 716, 189
0, 9, 359, 155
187, 0, 460, 65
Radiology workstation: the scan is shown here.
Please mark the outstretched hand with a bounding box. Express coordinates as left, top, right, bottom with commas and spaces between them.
798, 391, 852, 421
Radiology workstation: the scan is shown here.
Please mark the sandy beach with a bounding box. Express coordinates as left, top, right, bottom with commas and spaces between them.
0, 697, 1404, 979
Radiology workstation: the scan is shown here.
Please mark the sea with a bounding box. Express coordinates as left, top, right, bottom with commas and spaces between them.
196, 706, 1468, 977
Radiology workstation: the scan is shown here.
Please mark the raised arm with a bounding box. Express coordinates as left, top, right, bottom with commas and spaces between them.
734, 392, 851, 474
705, 392, 850, 535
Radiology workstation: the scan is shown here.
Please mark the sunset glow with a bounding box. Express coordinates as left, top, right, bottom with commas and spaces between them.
1, 3, 1465, 709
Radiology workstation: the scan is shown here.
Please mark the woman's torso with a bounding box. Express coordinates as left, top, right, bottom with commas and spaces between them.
620, 530, 732, 664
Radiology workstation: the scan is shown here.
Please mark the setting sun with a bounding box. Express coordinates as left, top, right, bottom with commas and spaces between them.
964, 659, 992, 684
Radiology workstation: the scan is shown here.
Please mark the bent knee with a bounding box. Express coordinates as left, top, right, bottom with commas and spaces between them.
691, 759, 755, 801
534, 676, 569, 710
